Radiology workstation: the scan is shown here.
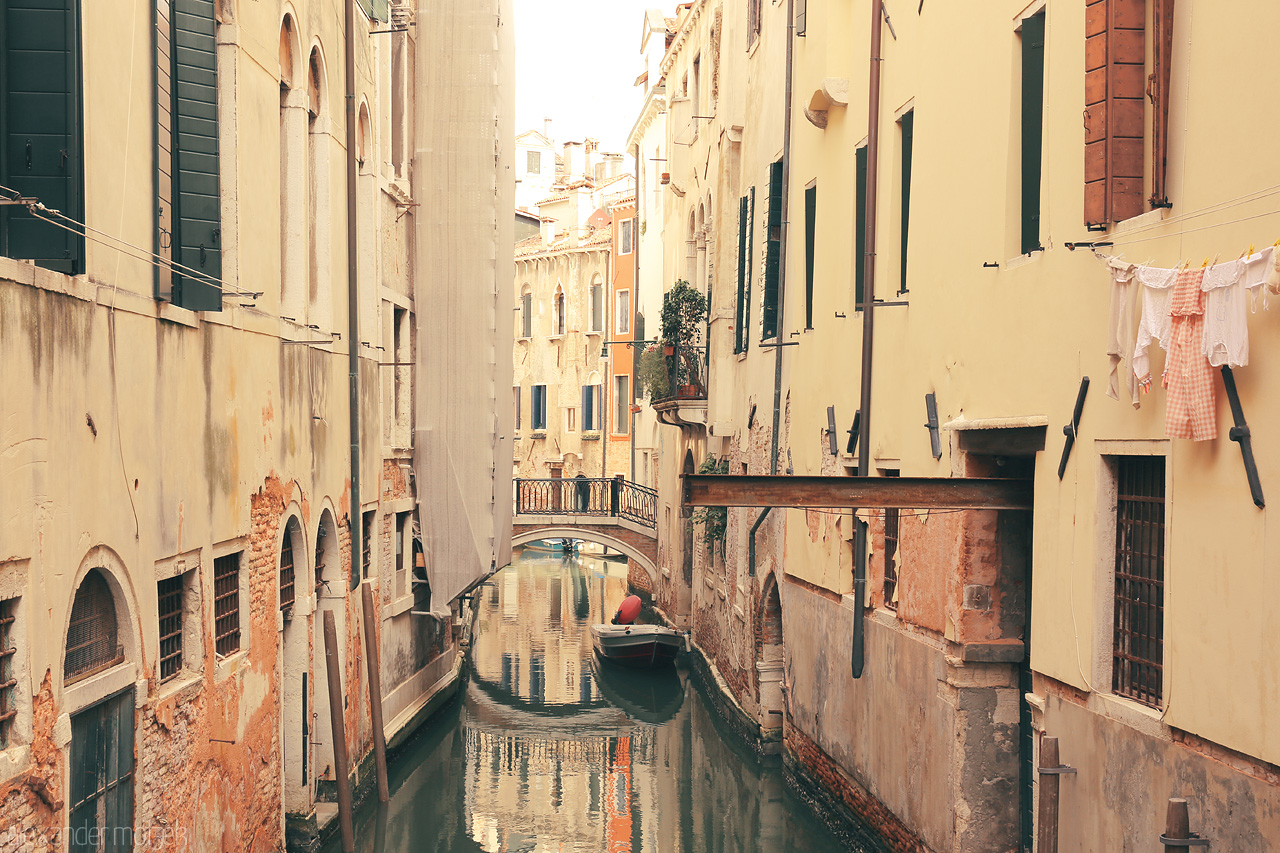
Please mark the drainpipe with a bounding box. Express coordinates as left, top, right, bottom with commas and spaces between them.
752, 0, 797, 579
345, 0, 361, 594
851, 0, 885, 680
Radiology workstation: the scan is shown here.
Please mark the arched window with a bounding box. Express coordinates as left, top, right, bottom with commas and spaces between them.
307, 48, 322, 119
589, 274, 603, 332
65, 570, 122, 683
520, 284, 533, 338
279, 15, 295, 89
280, 14, 305, 319
280, 517, 301, 613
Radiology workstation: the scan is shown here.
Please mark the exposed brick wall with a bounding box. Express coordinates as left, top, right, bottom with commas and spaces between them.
784, 722, 931, 853
0, 672, 62, 853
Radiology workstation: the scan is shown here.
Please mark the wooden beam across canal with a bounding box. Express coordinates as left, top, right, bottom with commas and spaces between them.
681, 475, 1034, 511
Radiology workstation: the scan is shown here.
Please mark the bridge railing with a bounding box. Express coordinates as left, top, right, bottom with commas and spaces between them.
514, 477, 658, 529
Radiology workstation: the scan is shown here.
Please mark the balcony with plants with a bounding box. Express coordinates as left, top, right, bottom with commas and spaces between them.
638, 279, 708, 427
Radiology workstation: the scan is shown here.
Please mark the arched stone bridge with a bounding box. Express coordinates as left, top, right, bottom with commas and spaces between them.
512, 477, 659, 585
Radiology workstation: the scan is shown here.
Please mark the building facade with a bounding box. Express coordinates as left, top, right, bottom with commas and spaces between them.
637, 1, 1280, 851
0, 0, 513, 850
512, 141, 635, 485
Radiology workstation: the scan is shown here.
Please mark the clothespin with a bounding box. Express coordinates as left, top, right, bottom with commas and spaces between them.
1201, 257, 1210, 269
1272, 235, 1280, 248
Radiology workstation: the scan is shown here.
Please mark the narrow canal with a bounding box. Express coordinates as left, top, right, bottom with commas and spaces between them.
327, 545, 857, 852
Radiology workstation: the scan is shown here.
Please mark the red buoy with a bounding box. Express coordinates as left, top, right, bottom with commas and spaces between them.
613, 595, 642, 625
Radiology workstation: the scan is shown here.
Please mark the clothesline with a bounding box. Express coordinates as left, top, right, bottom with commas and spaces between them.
1098, 242, 1280, 442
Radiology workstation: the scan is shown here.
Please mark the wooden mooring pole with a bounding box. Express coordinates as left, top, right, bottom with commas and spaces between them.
1161, 798, 1209, 849
362, 582, 390, 802
323, 610, 355, 853
1036, 736, 1061, 853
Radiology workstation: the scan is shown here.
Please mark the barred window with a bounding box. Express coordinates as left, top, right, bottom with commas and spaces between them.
315, 523, 328, 594
214, 553, 241, 657
1112, 455, 1165, 708
0, 598, 16, 748
280, 518, 299, 614
65, 569, 123, 683
158, 576, 184, 682
882, 470, 901, 611
362, 511, 376, 579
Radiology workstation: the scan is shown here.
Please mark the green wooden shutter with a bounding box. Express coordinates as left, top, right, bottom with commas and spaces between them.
804, 184, 816, 328
170, 0, 221, 310
1021, 11, 1045, 255
762, 159, 782, 340
855, 145, 867, 308
735, 194, 748, 352
582, 385, 592, 431
899, 109, 913, 294
0, 0, 84, 273
514, 387, 521, 430
358, 0, 389, 24
796, 0, 807, 37
744, 187, 754, 350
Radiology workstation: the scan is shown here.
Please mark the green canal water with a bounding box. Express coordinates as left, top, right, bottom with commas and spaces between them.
325, 546, 867, 853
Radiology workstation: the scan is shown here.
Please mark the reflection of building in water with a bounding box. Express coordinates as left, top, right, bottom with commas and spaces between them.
471, 553, 631, 706
462, 727, 659, 853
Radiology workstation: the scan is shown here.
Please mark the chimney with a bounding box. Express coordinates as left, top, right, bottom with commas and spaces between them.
543, 117, 552, 141
540, 216, 556, 244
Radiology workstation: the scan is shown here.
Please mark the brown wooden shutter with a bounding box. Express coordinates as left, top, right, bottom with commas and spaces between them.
1148, 0, 1175, 209
1084, 0, 1145, 228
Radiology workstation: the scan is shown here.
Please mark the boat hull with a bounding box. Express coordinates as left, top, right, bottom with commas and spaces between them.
591, 624, 683, 669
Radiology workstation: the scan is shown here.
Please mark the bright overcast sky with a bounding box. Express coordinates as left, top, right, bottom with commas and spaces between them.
514, 0, 662, 155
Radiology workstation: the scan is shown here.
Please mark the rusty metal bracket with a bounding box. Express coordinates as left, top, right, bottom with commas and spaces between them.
846, 410, 861, 455
1220, 366, 1264, 508
1058, 377, 1090, 480
1159, 835, 1210, 847
924, 393, 941, 459
1037, 765, 1077, 776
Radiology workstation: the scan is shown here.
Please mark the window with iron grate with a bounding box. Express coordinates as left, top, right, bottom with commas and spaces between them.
1112, 455, 1165, 708
882, 471, 901, 611
214, 553, 242, 657
0, 598, 16, 747
280, 519, 299, 614
157, 576, 184, 682
363, 511, 376, 580
65, 569, 123, 684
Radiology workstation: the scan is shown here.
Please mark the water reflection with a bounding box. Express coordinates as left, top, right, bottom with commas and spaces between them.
330, 546, 849, 853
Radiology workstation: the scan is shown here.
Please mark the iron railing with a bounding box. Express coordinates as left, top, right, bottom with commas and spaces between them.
515, 477, 658, 528
654, 344, 708, 403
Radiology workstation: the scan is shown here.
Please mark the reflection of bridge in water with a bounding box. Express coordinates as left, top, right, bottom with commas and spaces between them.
512, 478, 659, 583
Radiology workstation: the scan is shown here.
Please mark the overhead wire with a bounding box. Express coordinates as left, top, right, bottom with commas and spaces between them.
0, 183, 257, 299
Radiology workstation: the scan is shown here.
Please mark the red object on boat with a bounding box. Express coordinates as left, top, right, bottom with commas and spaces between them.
613, 595, 642, 625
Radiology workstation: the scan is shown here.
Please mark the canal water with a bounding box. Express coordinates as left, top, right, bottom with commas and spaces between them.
326, 546, 855, 853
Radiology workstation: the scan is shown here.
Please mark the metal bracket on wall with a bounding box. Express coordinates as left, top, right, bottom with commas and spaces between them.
924, 394, 941, 459
1036, 765, 1077, 776
1158, 836, 1210, 848
846, 410, 861, 455
1220, 366, 1265, 507
1057, 377, 1090, 479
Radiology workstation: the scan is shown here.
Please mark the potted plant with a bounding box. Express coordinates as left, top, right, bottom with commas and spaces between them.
638, 344, 670, 400
660, 279, 707, 394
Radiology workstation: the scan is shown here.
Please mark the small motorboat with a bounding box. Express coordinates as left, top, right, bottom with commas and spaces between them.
590, 623, 684, 669
591, 594, 685, 669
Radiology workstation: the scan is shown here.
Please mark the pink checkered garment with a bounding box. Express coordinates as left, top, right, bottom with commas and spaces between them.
1163, 267, 1217, 441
